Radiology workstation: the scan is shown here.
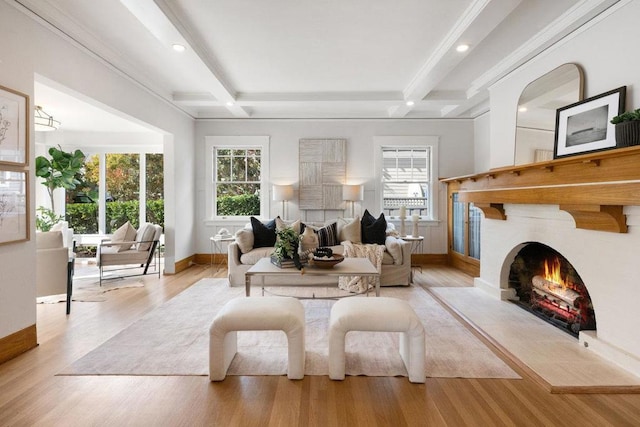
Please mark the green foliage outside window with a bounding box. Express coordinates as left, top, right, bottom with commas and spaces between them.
217, 193, 260, 216
66, 200, 164, 234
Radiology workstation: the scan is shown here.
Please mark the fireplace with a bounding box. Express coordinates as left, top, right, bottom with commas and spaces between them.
508, 242, 596, 337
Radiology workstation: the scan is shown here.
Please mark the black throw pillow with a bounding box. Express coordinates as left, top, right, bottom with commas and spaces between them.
361, 210, 387, 245
251, 216, 277, 248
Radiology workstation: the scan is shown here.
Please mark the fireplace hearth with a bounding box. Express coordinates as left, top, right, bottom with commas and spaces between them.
508, 242, 596, 337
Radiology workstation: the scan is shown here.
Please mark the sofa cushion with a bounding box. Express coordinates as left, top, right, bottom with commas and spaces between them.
235, 228, 254, 254
251, 217, 277, 248
276, 217, 301, 234
338, 216, 361, 243
112, 221, 137, 252
361, 210, 387, 245
36, 231, 64, 249
239, 247, 275, 265
315, 222, 339, 247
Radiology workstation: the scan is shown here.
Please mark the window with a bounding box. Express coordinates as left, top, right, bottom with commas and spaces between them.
381, 147, 431, 218
206, 136, 270, 219
214, 148, 261, 216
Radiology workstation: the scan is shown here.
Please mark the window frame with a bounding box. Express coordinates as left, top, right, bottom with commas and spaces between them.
205, 136, 270, 221
374, 136, 439, 221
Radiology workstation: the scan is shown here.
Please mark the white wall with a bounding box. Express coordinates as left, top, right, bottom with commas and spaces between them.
473, 112, 491, 173
0, 2, 194, 341
194, 119, 474, 255
487, 0, 640, 168
476, 0, 640, 372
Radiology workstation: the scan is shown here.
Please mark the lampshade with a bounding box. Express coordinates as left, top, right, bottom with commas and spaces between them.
272, 184, 294, 201
342, 184, 363, 201
34, 106, 61, 132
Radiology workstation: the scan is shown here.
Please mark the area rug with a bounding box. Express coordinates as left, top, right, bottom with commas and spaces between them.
37, 277, 144, 303
59, 279, 520, 379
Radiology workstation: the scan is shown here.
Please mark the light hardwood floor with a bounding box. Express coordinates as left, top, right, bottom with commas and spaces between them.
1, 263, 640, 426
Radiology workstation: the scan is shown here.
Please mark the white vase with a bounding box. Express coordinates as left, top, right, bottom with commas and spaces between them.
412, 220, 419, 237
399, 218, 406, 236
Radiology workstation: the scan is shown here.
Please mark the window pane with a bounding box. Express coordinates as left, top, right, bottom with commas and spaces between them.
469, 203, 482, 259
66, 154, 99, 234
106, 153, 139, 232
382, 147, 430, 216
217, 156, 231, 182
232, 156, 247, 181
146, 153, 164, 228
452, 193, 465, 254
214, 146, 263, 217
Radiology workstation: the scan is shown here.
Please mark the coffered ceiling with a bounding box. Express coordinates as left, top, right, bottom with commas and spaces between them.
14, 0, 620, 123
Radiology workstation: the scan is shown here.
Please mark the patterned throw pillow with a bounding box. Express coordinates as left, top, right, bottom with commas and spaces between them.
300, 226, 319, 253
251, 217, 277, 248
315, 222, 339, 247
361, 210, 387, 245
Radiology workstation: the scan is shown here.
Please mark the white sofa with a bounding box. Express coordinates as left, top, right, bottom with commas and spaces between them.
227, 218, 411, 287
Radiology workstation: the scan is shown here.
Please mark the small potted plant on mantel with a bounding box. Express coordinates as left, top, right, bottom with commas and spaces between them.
611, 108, 640, 147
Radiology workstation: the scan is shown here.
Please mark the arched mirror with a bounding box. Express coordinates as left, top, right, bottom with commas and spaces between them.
514, 64, 584, 165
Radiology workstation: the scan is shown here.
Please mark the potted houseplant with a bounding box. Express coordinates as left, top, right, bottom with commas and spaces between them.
272, 227, 303, 270
611, 108, 640, 147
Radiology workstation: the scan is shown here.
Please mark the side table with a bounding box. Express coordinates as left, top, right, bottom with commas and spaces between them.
401, 235, 424, 281
210, 235, 235, 275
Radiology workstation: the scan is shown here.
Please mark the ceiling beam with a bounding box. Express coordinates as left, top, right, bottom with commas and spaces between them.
121, 0, 249, 117
390, 0, 522, 118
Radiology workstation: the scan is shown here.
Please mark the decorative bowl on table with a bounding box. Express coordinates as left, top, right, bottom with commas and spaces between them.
308, 254, 344, 269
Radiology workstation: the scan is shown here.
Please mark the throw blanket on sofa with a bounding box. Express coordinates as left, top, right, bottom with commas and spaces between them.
338, 242, 384, 293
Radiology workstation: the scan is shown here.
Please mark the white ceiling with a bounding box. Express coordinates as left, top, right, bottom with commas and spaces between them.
17, 0, 620, 129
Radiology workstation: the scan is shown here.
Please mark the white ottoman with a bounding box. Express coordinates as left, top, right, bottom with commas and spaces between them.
329, 297, 425, 383
209, 296, 305, 381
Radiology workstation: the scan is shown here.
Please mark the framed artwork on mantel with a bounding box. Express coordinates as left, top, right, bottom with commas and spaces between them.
0, 84, 29, 166
554, 86, 625, 159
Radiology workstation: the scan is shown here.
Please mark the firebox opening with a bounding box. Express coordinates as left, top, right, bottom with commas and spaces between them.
508, 242, 596, 338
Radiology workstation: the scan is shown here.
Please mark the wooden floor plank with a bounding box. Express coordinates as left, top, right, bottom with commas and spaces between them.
0, 263, 639, 425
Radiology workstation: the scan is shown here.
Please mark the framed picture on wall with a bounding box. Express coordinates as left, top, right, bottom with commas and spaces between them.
0, 168, 29, 245
554, 86, 626, 159
0, 85, 29, 166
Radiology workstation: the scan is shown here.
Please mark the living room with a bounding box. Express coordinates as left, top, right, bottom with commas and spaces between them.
2, 0, 640, 424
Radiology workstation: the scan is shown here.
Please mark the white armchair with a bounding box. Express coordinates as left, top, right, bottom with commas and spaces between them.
97, 222, 163, 285
36, 231, 73, 313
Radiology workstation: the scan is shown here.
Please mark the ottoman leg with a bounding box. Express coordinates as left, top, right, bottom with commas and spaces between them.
210, 331, 237, 381
399, 331, 425, 384
286, 330, 305, 380
328, 329, 347, 380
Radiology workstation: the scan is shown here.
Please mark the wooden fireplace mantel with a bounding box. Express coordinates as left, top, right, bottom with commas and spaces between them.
441, 145, 640, 233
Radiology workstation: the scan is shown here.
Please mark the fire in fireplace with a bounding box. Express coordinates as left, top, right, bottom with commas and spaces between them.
508, 242, 596, 337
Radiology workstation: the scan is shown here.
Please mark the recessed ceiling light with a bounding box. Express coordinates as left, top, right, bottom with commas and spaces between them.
172, 44, 186, 52
406, 101, 415, 106
518, 106, 528, 112
456, 44, 469, 53
226, 101, 234, 107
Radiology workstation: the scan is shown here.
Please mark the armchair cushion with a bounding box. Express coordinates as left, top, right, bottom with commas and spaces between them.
135, 223, 157, 251
112, 221, 137, 252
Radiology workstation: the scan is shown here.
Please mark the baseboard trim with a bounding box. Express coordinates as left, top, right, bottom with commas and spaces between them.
0, 324, 37, 365
413, 254, 447, 264
174, 256, 195, 274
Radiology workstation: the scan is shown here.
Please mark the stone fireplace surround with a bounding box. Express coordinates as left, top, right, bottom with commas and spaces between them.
445, 146, 640, 378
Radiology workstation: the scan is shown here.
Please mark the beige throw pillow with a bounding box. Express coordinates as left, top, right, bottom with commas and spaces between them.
385, 236, 403, 265
111, 221, 137, 252
235, 228, 254, 254
275, 217, 301, 234
135, 223, 158, 251
338, 216, 361, 243
300, 226, 319, 253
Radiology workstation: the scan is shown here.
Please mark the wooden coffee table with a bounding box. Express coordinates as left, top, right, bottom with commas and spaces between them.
245, 257, 380, 297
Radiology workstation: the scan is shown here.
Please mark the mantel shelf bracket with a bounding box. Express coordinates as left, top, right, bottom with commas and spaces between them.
475, 203, 506, 220
559, 204, 627, 233
582, 159, 601, 167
